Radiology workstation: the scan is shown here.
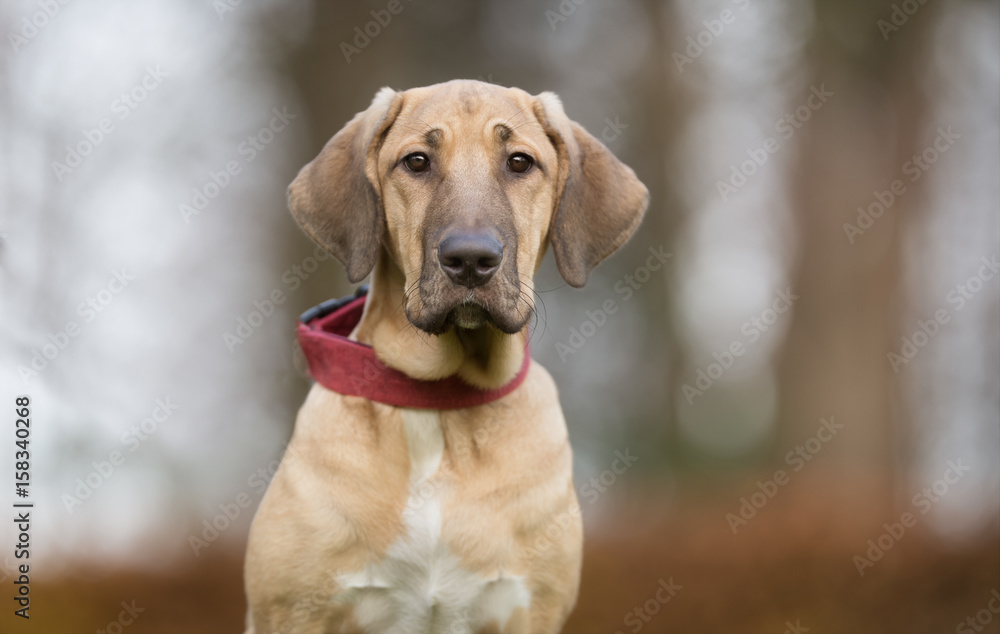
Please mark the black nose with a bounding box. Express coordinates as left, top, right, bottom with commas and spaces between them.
438, 231, 503, 287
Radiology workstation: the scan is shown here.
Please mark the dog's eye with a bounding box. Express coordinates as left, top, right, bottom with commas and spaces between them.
404, 152, 430, 172
507, 153, 534, 174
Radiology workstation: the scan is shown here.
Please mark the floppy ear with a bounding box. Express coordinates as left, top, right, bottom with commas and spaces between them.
288, 87, 403, 283
533, 93, 649, 288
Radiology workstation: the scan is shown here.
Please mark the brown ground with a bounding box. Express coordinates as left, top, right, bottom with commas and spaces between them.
3, 477, 997, 634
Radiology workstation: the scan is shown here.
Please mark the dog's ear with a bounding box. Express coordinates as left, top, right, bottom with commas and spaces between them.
533, 93, 649, 288
288, 87, 403, 283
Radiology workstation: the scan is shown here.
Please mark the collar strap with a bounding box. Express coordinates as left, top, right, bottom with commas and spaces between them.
297, 287, 531, 410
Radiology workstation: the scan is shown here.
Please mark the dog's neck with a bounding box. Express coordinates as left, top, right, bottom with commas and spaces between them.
350, 249, 526, 390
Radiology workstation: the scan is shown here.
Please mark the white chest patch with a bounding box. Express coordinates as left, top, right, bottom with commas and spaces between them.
336, 409, 531, 633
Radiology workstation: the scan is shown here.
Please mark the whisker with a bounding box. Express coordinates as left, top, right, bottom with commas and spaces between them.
507, 117, 539, 134
501, 103, 535, 132
390, 122, 433, 137
514, 273, 550, 347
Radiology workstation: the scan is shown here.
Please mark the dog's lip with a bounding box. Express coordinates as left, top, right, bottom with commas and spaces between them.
448, 300, 490, 329
407, 284, 532, 335
407, 298, 495, 334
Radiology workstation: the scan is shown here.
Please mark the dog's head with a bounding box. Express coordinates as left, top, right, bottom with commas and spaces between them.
289, 80, 648, 335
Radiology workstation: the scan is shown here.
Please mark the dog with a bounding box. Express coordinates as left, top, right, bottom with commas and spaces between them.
244, 79, 648, 634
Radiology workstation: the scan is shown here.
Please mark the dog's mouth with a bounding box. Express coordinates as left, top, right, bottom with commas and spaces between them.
407, 288, 531, 336
409, 298, 499, 335
446, 300, 490, 330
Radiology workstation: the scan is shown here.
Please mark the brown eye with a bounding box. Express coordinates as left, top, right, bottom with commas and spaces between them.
404, 152, 429, 172
507, 153, 533, 173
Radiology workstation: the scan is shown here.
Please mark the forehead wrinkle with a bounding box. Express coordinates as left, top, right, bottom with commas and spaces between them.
486, 115, 546, 157
386, 114, 438, 147
424, 128, 443, 148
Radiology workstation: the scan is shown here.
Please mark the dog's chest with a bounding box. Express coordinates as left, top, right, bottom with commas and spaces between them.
336, 409, 530, 633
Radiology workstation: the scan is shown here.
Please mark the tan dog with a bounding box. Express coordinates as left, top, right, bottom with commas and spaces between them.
244, 80, 648, 634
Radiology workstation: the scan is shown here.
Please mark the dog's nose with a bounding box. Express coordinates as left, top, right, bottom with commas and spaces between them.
438, 231, 503, 287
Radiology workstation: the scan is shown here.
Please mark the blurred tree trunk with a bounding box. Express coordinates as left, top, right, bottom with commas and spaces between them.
772, 0, 938, 509
633, 0, 691, 457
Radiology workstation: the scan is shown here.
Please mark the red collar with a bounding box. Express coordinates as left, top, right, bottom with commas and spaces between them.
297, 289, 531, 410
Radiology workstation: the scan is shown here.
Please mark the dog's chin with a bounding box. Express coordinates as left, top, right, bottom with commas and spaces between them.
448, 302, 491, 330
408, 301, 530, 336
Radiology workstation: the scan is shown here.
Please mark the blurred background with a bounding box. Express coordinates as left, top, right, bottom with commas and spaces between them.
0, 0, 997, 632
